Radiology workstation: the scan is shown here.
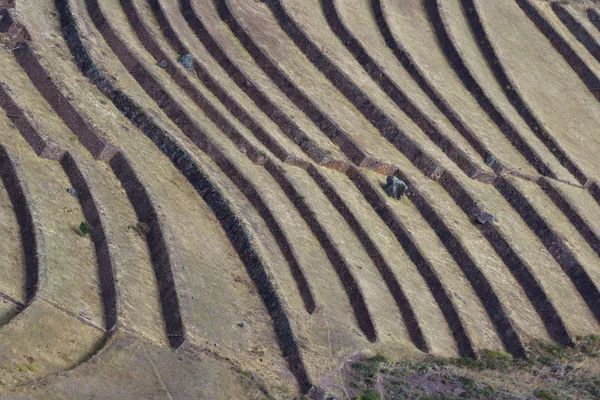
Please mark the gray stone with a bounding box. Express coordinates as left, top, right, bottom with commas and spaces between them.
156, 59, 168, 68
384, 176, 408, 200
178, 54, 193, 71
477, 211, 498, 224
238, 320, 246, 328
66, 187, 77, 197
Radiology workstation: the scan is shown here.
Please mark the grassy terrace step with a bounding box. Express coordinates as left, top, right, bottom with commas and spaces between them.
60, 153, 118, 332
461, 0, 594, 186
154, 0, 348, 164
552, 3, 600, 66
0, 121, 104, 329
0, 121, 105, 389
496, 176, 600, 324
517, 0, 600, 104
436, 0, 577, 184
588, 7, 600, 37
0, 145, 31, 317
108, 153, 184, 347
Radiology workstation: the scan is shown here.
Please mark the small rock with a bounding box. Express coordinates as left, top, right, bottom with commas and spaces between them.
383, 175, 408, 200
66, 187, 77, 197
238, 320, 246, 328
477, 211, 498, 224
178, 54, 193, 71
485, 155, 497, 167
156, 59, 168, 68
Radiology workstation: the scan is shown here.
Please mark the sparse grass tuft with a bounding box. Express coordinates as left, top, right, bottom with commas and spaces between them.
127, 222, 150, 237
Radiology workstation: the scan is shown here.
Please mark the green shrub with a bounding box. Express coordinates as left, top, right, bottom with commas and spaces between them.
76, 222, 92, 236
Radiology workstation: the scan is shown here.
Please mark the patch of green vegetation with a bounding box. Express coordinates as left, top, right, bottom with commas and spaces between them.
16, 365, 26, 372
354, 390, 381, 400
352, 353, 389, 380
75, 221, 93, 237
28, 364, 37, 372
533, 389, 558, 400
579, 335, 600, 357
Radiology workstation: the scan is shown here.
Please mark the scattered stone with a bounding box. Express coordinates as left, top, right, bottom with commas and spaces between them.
485, 155, 497, 167
383, 175, 408, 200
156, 59, 168, 68
178, 54, 193, 71
477, 212, 498, 224
66, 187, 77, 196
238, 320, 246, 328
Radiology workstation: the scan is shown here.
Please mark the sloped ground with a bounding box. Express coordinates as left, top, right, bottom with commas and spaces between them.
1, 0, 600, 398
